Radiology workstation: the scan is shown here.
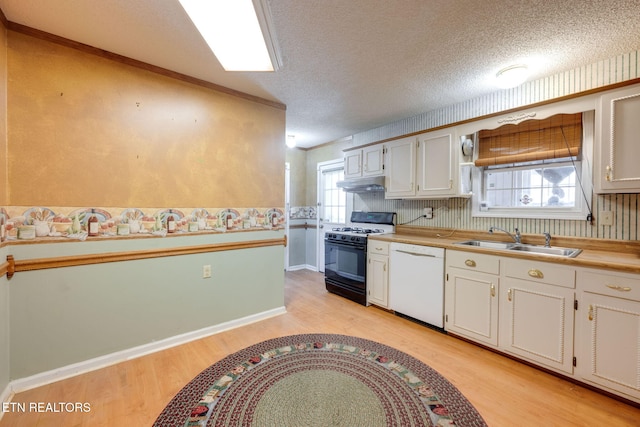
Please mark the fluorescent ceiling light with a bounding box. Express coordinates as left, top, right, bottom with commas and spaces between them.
178, 0, 281, 72
495, 64, 529, 89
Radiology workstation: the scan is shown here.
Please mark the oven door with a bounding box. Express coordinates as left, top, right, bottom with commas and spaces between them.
324, 238, 366, 292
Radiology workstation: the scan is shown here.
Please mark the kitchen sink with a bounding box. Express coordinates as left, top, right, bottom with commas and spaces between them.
508, 244, 582, 257
455, 240, 515, 250
454, 240, 582, 258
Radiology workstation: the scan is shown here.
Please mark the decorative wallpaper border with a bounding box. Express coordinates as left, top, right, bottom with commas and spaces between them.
0, 206, 284, 241
289, 206, 316, 219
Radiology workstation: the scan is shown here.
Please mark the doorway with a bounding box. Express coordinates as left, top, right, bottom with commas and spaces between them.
316, 159, 346, 273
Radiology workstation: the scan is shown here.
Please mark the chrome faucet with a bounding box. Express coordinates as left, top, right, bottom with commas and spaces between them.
489, 226, 521, 244
543, 232, 552, 247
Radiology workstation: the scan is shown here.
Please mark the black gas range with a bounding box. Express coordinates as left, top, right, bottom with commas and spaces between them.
324, 212, 396, 305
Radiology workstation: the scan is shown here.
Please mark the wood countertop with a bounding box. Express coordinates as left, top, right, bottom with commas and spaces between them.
369, 226, 640, 274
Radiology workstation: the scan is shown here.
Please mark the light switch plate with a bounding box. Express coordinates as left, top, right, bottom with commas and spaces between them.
600, 211, 614, 226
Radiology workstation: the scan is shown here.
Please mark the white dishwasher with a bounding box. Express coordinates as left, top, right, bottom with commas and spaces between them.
389, 243, 445, 328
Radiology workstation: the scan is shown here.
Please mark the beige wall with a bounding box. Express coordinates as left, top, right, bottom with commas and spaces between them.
6, 31, 285, 209
0, 25, 7, 206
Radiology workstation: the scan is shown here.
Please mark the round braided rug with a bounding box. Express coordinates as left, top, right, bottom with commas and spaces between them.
153, 334, 487, 427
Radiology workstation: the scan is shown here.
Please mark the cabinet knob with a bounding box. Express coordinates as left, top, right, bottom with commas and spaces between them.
528, 269, 544, 279
465, 259, 476, 267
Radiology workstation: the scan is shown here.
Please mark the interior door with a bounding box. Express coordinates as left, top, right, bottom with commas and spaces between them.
316, 159, 346, 273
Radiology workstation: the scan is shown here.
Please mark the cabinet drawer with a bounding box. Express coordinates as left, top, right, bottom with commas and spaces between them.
368, 241, 389, 256
578, 269, 640, 300
504, 258, 575, 288
446, 250, 499, 275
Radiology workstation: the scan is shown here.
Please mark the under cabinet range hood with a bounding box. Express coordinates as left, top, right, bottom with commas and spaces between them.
336, 176, 385, 192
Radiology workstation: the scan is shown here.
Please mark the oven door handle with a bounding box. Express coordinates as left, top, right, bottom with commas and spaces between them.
326, 241, 366, 251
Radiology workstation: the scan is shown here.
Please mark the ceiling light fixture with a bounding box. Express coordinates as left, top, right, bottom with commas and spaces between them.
286, 135, 296, 148
495, 64, 529, 89
178, 0, 282, 72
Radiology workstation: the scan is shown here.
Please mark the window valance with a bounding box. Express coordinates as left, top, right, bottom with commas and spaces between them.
475, 113, 582, 167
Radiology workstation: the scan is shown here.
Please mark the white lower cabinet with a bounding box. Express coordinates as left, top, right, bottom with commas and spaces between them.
446, 252, 575, 374
576, 269, 640, 402
367, 241, 389, 307
500, 273, 575, 374
445, 251, 499, 346
446, 249, 640, 403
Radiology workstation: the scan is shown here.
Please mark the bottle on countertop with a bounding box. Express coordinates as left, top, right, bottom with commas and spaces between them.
226, 213, 233, 230
272, 212, 278, 228
88, 209, 99, 237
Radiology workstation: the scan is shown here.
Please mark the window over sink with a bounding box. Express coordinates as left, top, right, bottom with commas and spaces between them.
472, 111, 594, 220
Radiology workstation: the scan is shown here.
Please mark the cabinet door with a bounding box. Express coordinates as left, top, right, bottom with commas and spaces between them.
416, 132, 455, 197
384, 137, 416, 198
500, 277, 575, 374
344, 150, 362, 178
577, 291, 640, 401
367, 254, 388, 307
445, 267, 499, 346
362, 145, 384, 176
596, 83, 640, 192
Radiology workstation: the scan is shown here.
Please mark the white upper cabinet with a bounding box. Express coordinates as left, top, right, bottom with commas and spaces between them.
595, 83, 640, 193
416, 132, 455, 197
384, 136, 416, 198
384, 130, 458, 199
362, 145, 384, 176
344, 150, 363, 178
343, 144, 384, 179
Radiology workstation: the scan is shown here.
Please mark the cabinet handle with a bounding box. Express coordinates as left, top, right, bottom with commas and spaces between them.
528, 269, 544, 279
606, 284, 632, 292
588, 304, 594, 321
490, 284, 495, 297
383, 264, 386, 272
507, 288, 512, 301
464, 259, 476, 267
605, 165, 612, 181
375, 247, 383, 251
449, 179, 453, 190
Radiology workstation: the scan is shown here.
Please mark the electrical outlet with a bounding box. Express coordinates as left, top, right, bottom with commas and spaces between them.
202, 265, 212, 278
600, 211, 614, 226
423, 207, 433, 219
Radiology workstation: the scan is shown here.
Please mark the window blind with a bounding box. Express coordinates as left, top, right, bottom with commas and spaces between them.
475, 113, 582, 167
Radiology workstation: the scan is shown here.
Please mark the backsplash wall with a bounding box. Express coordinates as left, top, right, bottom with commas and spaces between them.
355, 192, 639, 241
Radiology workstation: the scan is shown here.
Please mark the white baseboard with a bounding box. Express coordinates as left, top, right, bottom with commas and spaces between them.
0, 383, 13, 421
287, 264, 318, 272
6, 306, 286, 396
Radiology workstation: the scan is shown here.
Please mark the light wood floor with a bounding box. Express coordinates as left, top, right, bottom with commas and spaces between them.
1, 269, 639, 426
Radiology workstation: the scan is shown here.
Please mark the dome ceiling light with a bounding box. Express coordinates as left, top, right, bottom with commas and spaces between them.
495, 64, 529, 89
286, 135, 296, 148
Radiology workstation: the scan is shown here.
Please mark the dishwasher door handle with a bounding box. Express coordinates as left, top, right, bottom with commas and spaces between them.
394, 249, 437, 258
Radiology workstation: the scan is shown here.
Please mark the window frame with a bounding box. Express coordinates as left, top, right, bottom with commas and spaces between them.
471, 111, 594, 221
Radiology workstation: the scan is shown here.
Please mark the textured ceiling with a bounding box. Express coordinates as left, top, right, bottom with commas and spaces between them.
1, 0, 639, 148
